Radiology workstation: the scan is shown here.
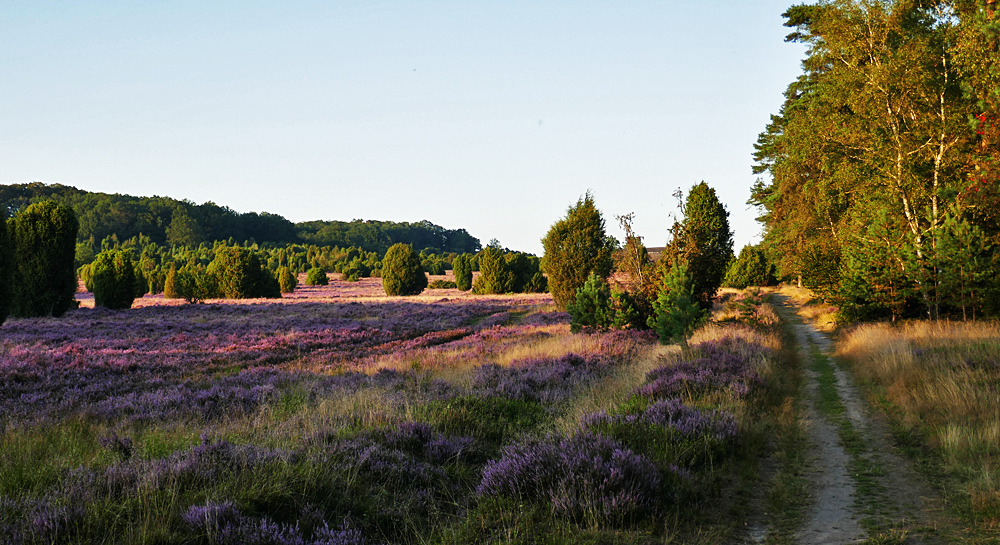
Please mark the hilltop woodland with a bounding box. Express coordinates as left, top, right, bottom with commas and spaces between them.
753, 0, 1000, 322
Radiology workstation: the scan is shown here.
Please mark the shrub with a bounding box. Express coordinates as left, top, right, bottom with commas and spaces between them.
567, 274, 645, 333
341, 258, 370, 282
428, 279, 457, 289
381, 243, 427, 296
477, 432, 663, 525
566, 273, 614, 333
474, 247, 514, 294
165, 263, 219, 303
541, 192, 616, 308
723, 245, 776, 289
505, 252, 546, 293
163, 264, 180, 299
453, 253, 473, 291
0, 212, 11, 326
8, 201, 79, 317
277, 266, 297, 293
648, 258, 707, 352
305, 267, 329, 286
91, 249, 137, 310
209, 247, 280, 299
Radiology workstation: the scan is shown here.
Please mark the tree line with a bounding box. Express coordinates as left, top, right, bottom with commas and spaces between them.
0, 183, 481, 257
752, 0, 1000, 321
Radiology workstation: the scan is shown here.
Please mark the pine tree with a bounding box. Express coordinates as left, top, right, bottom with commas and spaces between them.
647, 258, 706, 353
541, 192, 616, 308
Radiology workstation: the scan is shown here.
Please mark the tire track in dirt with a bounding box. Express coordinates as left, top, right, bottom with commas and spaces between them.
774, 296, 951, 545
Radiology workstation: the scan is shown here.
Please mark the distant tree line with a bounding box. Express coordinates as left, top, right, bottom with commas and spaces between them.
752, 1, 1000, 321
0, 183, 481, 257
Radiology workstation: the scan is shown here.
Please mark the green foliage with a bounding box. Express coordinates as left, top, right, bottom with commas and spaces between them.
340, 258, 371, 282
752, 2, 1000, 321
0, 212, 11, 326
277, 266, 297, 294
541, 192, 617, 308
723, 245, 776, 289
667, 182, 733, 308
163, 264, 180, 299
305, 267, 329, 286
91, 249, 137, 310
453, 253, 473, 291
566, 273, 645, 333
8, 200, 79, 318
428, 279, 457, 289
209, 246, 280, 299
381, 243, 427, 296
566, 273, 614, 333
474, 247, 515, 294
647, 259, 707, 352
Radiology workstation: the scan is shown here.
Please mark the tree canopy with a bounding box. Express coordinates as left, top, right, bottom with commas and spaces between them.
752, 0, 1000, 321
541, 192, 617, 308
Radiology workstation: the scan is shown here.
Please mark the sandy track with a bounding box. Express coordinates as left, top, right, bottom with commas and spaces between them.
773, 296, 950, 545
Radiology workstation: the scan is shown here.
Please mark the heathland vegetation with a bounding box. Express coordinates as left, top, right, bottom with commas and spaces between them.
2, 1, 1000, 542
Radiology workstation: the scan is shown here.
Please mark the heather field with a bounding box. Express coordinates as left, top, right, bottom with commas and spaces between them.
0, 280, 786, 544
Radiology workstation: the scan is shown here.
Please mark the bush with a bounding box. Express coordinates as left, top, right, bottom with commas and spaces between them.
277, 266, 297, 293
541, 192, 616, 308
341, 258, 370, 282
566, 273, 614, 333
381, 243, 427, 296
723, 245, 776, 289
453, 253, 473, 291
477, 432, 664, 526
209, 247, 280, 299
567, 273, 644, 333
0, 212, 11, 326
8, 201, 79, 317
474, 247, 514, 294
648, 258, 707, 352
91, 249, 137, 310
165, 263, 219, 303
428, 279, 457, 289
305, 267, 329, 286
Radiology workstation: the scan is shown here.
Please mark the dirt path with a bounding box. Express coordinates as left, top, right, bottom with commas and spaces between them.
773, 296, 951, 545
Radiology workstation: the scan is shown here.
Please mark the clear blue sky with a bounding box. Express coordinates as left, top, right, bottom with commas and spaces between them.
2, 1, 805, 254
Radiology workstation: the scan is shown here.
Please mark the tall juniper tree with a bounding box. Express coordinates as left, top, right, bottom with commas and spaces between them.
541, 192, 617, 309
664, 182, 734, 308
9, 201, 79, 317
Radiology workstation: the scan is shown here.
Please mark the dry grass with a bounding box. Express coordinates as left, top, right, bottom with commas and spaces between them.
776, 284, 838, 331
838, 320, 1000, 522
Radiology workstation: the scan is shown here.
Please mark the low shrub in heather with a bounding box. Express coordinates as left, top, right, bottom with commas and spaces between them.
582, 398, 740, 470
471, 353, 612, 404
184, 501, 366, 545
305, 267, 329, 286
636, 337, 767, 401
427, 279, 457, 289
477, 432, 671, 526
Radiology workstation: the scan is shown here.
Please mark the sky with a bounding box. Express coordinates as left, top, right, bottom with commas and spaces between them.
1, 1, 806, 255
